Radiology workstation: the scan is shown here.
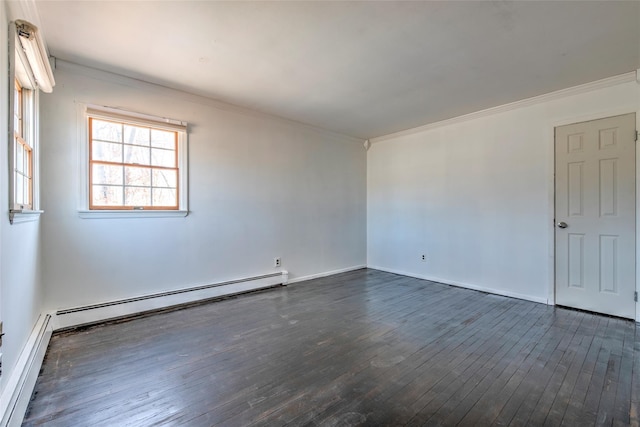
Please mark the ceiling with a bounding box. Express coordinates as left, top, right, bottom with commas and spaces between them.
32, 1, 640, 139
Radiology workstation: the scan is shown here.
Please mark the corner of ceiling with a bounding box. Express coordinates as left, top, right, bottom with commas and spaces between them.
7, 0, 40, 25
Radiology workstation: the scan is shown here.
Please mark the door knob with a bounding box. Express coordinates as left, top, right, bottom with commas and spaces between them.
557, 221, 568, 229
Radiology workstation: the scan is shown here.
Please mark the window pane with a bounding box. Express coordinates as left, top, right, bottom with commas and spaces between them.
92, 120, 122, 142
14, 85, 21, 136
152, 169, 177, 188
24, 149, 31, 178
16, 174, 24, 205
16, 143, 24, 173
125, 166, 151, 186
125, 187, 151, 206
124, 145, 150, 165
151, 148, 175, 167
92, 185, 123, 206
92, 141, 122, 163
153, 188, 177, 207
124, 125, 150, 146
23, 177, 30, 206
92, 164, 123, 185
151, 129, 175, 149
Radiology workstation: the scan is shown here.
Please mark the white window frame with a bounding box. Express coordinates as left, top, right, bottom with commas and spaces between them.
8, 21, 47, 224
77, 104, 189, 218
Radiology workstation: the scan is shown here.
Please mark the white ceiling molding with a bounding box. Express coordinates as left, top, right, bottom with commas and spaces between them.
371, 72, 637, 144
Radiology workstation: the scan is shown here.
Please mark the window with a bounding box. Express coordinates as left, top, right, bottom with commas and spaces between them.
9, 20, 54, 224
13, 80, 33, 210
89, 118, 179, 209
80, 106, 188, 217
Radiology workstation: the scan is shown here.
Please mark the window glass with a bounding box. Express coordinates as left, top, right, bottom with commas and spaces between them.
13, 80, 33, 210
89, 117, 180, 210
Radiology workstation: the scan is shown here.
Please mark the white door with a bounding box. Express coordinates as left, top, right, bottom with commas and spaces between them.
555, 113, 636, 319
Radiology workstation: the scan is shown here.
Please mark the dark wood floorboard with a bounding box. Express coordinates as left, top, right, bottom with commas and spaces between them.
22, 269, 640, 426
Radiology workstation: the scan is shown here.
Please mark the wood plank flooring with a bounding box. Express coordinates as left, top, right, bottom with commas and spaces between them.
23, 269, 640, 426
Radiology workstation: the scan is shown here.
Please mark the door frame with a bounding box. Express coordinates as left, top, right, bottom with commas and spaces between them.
549, 108, 640, 321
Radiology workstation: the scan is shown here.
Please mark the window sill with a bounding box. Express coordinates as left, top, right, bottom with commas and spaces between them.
78, 210, 189, 219
9, 209, 44, 224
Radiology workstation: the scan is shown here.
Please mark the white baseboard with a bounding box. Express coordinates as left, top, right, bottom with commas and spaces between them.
0, 314, 53, 427
53, 271, 288, 330
286, 265, 367, 285
367, 265, 549, 305
53, 266, 371, 329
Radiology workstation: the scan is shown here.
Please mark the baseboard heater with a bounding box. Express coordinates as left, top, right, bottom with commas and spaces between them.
54, 271, 288, 330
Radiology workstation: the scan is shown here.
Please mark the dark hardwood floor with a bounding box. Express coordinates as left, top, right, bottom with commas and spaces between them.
23, 269, 640, 426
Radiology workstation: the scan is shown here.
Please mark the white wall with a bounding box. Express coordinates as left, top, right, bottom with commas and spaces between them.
40, 61, 366, 312
368, 77, 640, 309
0, 0, 45, 393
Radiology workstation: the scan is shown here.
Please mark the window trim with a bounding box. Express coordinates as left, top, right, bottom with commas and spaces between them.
77, 103, 189, 218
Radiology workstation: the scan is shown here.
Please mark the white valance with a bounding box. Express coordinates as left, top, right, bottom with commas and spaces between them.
14, 20, 55, 93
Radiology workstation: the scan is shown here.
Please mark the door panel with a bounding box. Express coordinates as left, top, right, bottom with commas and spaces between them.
555, 113, 636, 319
567, 233, 584, 289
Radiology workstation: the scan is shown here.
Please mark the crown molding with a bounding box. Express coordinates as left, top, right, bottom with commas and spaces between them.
371, 72, 637, 144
